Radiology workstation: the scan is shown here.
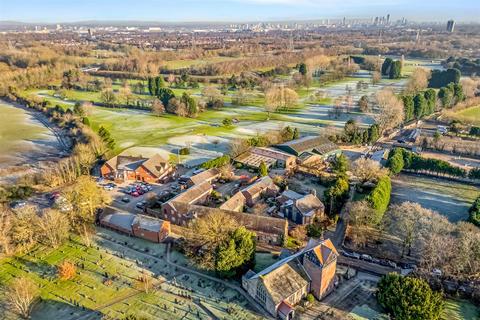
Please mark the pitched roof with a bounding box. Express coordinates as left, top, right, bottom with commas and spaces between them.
261, 260, 310, 305
219, 191, 246, 211
101, 211, 136, 231
241, 176, 273, 197
141, 153, 169, 177
309, 238, 338, 266
276, 136, 338, 156
295, 194, 324, 217
168, 181, 212, 205
188, 168, 220, 185
133, 214, 167, 233
104, 153, 168, 177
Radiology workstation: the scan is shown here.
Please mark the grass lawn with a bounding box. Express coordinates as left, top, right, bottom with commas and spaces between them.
442, 299, 480, 320
451, 106, 480, 125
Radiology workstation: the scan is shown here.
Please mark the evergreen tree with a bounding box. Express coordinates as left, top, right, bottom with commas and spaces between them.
389, 60, 402, 79
298, 63, 308, 76
413, 93, 426, 119
402, 95, 415, 122
381, 58, 393, 76
293, 127, 300, 139
424, 89, 437, 115
156, 88, 175, 106
377, 273, 444, 320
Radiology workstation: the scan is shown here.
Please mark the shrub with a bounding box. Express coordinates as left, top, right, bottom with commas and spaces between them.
58, 260, 76, 280
179, 147, 190, 155
306, 293, 315, 303
222, 118, 233, 126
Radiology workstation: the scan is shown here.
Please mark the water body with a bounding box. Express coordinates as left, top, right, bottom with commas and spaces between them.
0, 101, 61, 174
391, 174, 479, 222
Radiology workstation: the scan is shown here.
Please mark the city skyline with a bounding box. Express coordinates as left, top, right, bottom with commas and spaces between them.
1, 0, 479, 23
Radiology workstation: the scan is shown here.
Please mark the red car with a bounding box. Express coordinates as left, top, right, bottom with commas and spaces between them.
131, 191, 140, 197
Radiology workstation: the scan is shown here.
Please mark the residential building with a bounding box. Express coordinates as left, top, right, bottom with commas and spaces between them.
242, 239, 338, 319
161, 181, 213, 224
101, 153, 172, 183
278, 190, 324, 225
186, 168, 221, 186
241, 176, 279, 207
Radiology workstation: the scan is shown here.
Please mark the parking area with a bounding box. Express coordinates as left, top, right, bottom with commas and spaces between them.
99, 179, 173, 213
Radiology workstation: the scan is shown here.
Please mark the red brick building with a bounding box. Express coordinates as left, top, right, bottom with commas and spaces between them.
101, 153, 172, 183
100, 210, 170, 243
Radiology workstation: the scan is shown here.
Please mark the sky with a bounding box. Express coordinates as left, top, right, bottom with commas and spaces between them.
1, 0, 479, 23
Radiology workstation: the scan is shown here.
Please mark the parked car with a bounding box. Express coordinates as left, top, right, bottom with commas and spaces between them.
10, 200, 27, 210
432, 268, 443, 276
47, 191, 60, 201
104, 185, 114, 191
121, 197, 130, 203
136, 201, 146, 209
387, 261, 397, 268
371, 257, 381, 264
131, 191, 140, 197
399, 262, 417, 270
361, 254, 373, 262
192, 168, 205, 175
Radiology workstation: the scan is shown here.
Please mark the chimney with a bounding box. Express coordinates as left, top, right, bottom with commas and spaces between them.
310, 189, 317, 197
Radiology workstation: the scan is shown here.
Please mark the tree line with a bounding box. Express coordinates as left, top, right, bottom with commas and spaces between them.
387, 147, 472, 179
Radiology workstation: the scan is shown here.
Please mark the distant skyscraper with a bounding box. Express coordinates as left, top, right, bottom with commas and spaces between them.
447, 20, 455, 33
386, 14, 391, 25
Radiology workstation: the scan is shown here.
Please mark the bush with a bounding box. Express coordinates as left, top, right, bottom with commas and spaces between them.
306, 293, 315, 303
179, 147, 190, 155
222, 118, 233, 126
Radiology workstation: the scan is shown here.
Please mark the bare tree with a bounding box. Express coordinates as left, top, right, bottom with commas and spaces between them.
371, 71, 381, 85
151, 98, 165, 116
6, 277, 39, 319
351, 158, 389, 184
375, 88, 404, 133
36, 209, 70, 248
0, 207, 13, 256
405, 68, 430, 94
265, 85, 299, 118
347, 201, 377, 248
461, 77, 480, 99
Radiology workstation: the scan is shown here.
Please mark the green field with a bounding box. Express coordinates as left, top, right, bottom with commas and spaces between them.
452, 106, 480, 125
0, 229, 259, 320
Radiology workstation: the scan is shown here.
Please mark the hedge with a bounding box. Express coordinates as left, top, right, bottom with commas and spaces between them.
201, 155, 231, 169
366, 175, 391, 223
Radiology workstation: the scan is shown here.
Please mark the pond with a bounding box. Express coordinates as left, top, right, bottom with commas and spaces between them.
391, 174, 479, 222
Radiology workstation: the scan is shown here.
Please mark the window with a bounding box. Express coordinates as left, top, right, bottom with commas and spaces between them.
256, 282, 267, 305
